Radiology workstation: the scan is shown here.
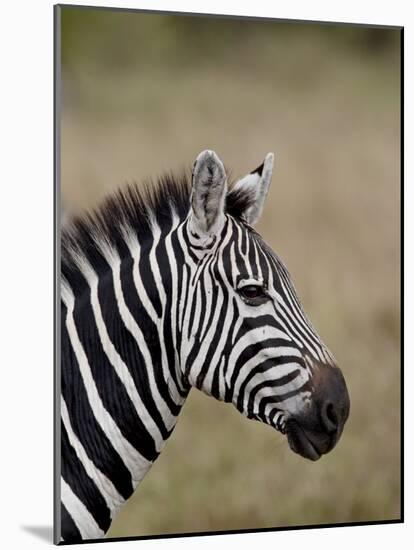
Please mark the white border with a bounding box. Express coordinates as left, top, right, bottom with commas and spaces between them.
0, 1, 410, 549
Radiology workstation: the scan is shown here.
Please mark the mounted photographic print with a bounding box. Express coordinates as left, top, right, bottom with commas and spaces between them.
54, 4, 403, 545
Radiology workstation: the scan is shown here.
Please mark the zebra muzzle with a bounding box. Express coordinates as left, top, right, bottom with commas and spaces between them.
285, 365, 350, 461
285, 419, 324, 461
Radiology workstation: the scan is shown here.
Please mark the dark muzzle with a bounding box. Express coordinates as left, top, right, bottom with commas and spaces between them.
286, 364, 350, 461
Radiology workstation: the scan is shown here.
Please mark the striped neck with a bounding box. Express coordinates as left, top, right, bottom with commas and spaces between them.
61, 213, 192, 539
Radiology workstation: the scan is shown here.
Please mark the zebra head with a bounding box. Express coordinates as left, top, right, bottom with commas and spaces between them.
183, 150, 350, 461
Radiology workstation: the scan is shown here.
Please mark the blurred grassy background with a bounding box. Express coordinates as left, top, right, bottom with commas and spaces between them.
59, 6, 401, 537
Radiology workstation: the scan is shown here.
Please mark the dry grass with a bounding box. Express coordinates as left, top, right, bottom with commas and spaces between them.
60, 13, 401, 537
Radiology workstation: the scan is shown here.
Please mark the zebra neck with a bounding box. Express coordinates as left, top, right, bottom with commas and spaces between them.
83, 241, 191, 449
61, 228, 192, 538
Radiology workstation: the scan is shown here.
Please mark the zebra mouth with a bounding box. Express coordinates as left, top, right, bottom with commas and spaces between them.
285, 419, 322, 461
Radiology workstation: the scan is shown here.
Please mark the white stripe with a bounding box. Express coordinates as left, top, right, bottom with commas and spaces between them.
87, 270, 166, 452
178, 264, 188, 329
243, 225, 253, 278
146, 216, 185, 405
231, 315, 244, 346
61, 477, 105, 540
202, 222, 240, 393
253, 239, 263, 280
277, 269, 327, 362
263, 390, 313, 418
229, 239, 240, 287
233, 360, 305, 405
218, 356, 227, 400
249, 371, 309, 405
164, 212, 188, 394
258, 241, 326, 363
270, 303, 305, 350
62, 283, 151, 484
183, 221, 235, 383
202, 294, 235, 394
111, 259, 178, 430
193, 277, 204, 335
61, 398, 125, 515
85, 235, 179, 429
255, 244, 317, 356
225, 326, 293, 386
148, 216, 166, 306
123, 226, 186, 399
187, 286, 224, 385
199, 256, 216, 341
121, 226, 159, 323
274, 294, 321, 361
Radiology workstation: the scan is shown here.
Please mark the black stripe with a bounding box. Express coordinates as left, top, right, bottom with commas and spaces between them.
234, 314, 288, 336
278, 271, 323, 348
125, 250, 187, 405
246, 370, 301, 414
229, 337, 297, 390
155, 230, 189, 399
177, 263, 191, 363
220, 229, 238, 286
240, 222, 248, 257
267, 250, 320, 348
61, 422, 111, 533
73, 281, 159, 462
257, 381, 312, 417
114, 255, 181, 426
196, 257, 220, 341
181, 225, 200, 264
268, 408, 281, 426
195, 278, 229, 389
248, 237, 258, 278
274, 299, 322, 360
217, 297, 239, 402
254, 235, 271, 281
237, 360, 301, 412
251, 161, 264, 176
187, 278, 199, 341
138, 233, 163, 318
171, 233, 191, 394
197, 267, 210, 336
61, 319, 133, 499
61, 502, 82, 543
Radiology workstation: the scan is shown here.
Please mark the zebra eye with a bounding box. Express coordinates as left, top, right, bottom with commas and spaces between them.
238, 284, 268, 304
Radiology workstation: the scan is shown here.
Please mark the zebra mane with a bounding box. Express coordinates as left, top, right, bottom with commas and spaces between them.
61, 170, 255, 292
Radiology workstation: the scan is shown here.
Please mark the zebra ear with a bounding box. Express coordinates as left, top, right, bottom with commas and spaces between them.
189, 150, 227, 236
233, 152, 274, 225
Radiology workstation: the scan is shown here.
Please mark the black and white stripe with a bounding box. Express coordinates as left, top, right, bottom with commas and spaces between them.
60, 150, 343, 542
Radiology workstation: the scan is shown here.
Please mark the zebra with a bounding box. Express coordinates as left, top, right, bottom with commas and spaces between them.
59, 150, 350, 542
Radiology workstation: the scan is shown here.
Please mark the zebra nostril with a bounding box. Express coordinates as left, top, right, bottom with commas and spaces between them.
321, 401, 339, 434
